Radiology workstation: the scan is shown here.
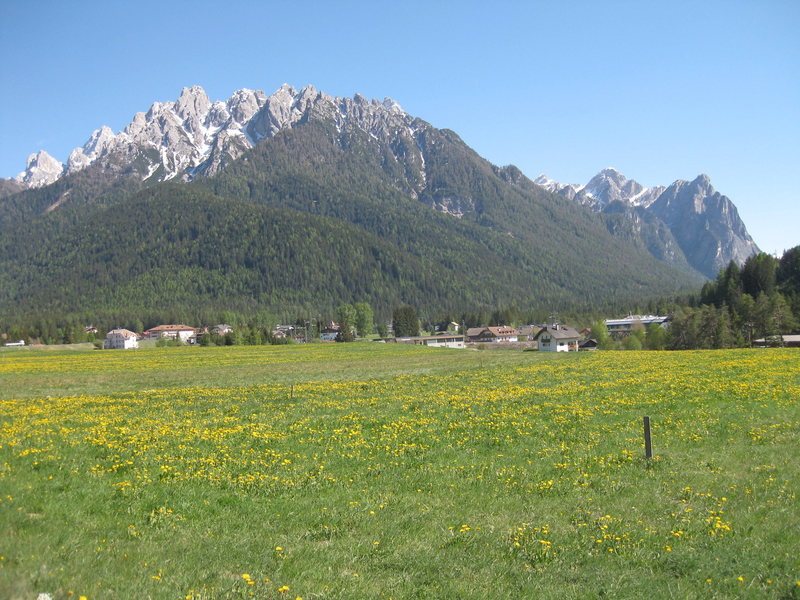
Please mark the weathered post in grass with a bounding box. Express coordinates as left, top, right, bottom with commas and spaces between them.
290, 384, 294, 400
643, 416, 652, 459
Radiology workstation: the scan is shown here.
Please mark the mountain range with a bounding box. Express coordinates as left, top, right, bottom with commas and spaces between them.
534, 168, 758, 278
0, 84, 759, 325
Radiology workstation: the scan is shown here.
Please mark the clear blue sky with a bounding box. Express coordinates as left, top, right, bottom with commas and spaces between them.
2, 0, 797, 256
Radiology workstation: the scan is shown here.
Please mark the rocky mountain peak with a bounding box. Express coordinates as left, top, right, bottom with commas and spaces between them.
692, 173, 713, 192
597, 166, 623, 180
538, 168, 666, 209
16, 150, 64, 188
383, 97, 403, 112
67, 126, 118, 173
533, 174, 582, 201
583, 167, 642, 203
175, 86, 211, 121
648, 175, 758, 276
537, 169, 759, 277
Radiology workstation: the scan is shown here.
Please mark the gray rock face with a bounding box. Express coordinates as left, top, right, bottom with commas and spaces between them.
537, 169, 759, 277
533, 174, 582, 201
21, 84, 429, 189
649, 175, 759, 277
67, 126, 117, 173
16, 150, 64, 188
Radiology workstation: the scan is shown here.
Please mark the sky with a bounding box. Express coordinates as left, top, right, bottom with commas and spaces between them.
1, 0, 798, 255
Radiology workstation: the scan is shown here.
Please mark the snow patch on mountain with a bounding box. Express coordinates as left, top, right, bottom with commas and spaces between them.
536, 168, 666, 208
533, 174, 583, 201
18, 84, 425, 188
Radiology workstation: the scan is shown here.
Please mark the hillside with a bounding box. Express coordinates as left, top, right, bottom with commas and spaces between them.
0, 174, 703, 329
0, 186, 502, 320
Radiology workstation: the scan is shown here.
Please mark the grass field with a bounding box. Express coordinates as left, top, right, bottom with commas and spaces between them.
1, 345, 798, 599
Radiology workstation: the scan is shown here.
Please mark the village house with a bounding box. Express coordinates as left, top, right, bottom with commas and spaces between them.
104, 328, 139, 349
517, 325, 543, 341
143, 324, 197, 343
534, 324, 581, 352
465, 327, 485, 341
466, 326, 519, 343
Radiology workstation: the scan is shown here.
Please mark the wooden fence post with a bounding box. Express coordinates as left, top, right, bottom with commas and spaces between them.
643, 416, 652, 459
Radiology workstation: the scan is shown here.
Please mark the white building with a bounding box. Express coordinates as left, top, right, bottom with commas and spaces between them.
408, 334, 466, 349
143, 324, 197, 343
104, 329, 139, 349
466, 326, 519, 343
604, 315, 669, 338
534, 324, 581, 352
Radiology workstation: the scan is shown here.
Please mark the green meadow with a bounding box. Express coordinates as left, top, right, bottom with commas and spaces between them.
1, 344, 798, 599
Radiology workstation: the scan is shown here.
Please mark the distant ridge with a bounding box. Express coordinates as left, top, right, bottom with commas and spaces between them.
535, 168, 759, 277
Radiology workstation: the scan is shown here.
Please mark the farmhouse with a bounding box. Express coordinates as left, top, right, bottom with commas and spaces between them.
466, 326, 519, 343
534, 324, 581, 352
104, 329, 139, 349
517, 325, 543, 341
465, 327, 484, 341
144, 324, 197, 343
